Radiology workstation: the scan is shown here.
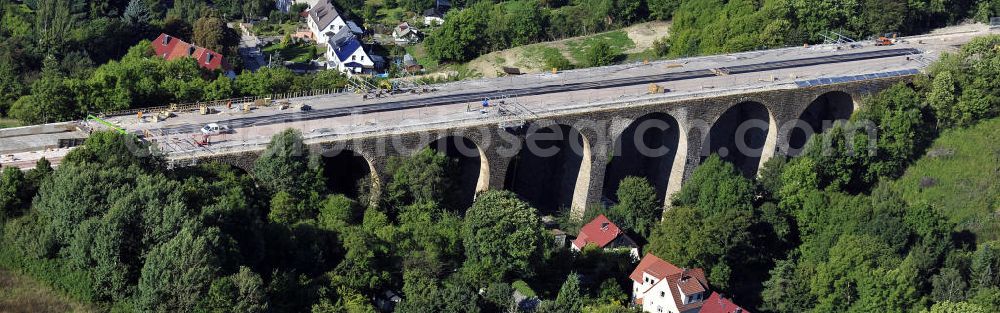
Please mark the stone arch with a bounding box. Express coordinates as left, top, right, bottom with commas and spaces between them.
504, 122, 591, 215
786, 90, 856, 156
321, 149, 376, 200
700, 101, 777, 178
427, 135, 490, 210
603, 112, 684, 205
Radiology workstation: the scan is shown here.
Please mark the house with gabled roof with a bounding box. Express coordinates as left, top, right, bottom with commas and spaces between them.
325, 28, 374, 75
630, 253, 709, 313
571, 214, 639, 258
151, 33, 235, 78
306, 0, 348, 44
699, 292, 750, 313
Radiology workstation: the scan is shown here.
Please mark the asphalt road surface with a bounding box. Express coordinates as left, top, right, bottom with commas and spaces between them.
153, 48, 921, 135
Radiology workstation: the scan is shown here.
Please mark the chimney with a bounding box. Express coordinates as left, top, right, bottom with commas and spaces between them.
188, 44, 196, 55
601, 222, 610, 231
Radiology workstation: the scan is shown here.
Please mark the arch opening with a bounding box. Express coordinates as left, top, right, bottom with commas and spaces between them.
787, 91, 855, 155
505, 124, 587, 215
603, 113, 680, 204
701, 101, 773, 178
428, 135, 488, 211
322, 150, 373, 200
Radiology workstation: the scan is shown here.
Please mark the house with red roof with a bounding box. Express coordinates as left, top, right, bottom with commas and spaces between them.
699, 292, 749, 313
151, 33, 234, 78
571, 214, 639, 258
630, 253, 709, 313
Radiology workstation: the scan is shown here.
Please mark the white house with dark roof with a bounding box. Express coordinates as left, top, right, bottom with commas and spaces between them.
325, 28, 374, 75
307, 0, 347, 44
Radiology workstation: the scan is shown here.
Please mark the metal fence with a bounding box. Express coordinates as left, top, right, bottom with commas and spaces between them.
99, 88, 351, 118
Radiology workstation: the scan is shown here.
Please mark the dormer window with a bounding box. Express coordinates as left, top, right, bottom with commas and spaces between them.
162, 35, 171, 45
205, 53, 213, 64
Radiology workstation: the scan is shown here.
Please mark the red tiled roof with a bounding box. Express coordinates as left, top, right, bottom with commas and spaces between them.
676, 268, 707, 295
572, 214, 626, 249
700, 292, 750, 313
630, 254, 709, 313
629, 253, 682, 283
151, 33, 228, 71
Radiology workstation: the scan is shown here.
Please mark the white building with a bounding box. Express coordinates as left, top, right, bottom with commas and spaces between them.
306, 0, 347, 44
325, 28, 374, 75
630, 253, 709, 313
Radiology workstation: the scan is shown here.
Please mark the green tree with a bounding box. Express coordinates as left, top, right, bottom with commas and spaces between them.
972, 241, 1000, 289
462, 190, 545, 280
122, 0, 151, 31
586, 41, 617, 67
671, 155, 754, 212
608, 176, 661, 238
63, 131, 158, 169
760, 256, 816, 312
254, 129, 323, 195
199, 266, 269, 313
0, 166, 27, 217
921, 301, 989, 313
317, 194, 361, 231
137, 227, 223, 313
927, 70, 959, 128
931, 268, 969, 302
647, 0, 681, 20
853, 82, 934, 181
383, 148, 450, 211
553, 273, 584, 312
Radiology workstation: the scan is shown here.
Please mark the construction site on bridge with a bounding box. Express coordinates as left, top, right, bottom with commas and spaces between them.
0, 23, 996, 170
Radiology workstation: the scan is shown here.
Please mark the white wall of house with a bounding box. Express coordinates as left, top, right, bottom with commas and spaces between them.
326, 45, 374, 75
308, 15, 347, 44
634, 274, 680, 313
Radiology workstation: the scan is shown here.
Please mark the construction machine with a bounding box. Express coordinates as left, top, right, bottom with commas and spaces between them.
875, 33, 897, 46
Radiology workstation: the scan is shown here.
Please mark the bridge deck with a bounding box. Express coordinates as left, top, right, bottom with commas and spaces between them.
1, 24, 994, 168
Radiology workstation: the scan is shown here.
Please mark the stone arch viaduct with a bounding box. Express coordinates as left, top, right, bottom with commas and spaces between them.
189, 77, 905, 218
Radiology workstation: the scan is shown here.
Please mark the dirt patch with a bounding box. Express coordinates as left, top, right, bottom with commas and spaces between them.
0, 269, 96, 313
465, 21, 672, 78
624, 21, 671, 54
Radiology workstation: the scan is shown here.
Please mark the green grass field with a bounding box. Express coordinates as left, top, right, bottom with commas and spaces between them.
891, 117, 1000, 240
262, 42, 318, 63
0, 118, 22, 129
564, 30, 636, 65
0, 269, 96, 313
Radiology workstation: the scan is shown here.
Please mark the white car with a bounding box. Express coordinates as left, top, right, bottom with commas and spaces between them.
201, 123, 231, 135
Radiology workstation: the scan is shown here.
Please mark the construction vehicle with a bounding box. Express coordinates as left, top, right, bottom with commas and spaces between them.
875, 33, 897, 46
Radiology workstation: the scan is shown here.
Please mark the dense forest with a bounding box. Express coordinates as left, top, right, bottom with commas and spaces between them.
1, 24, 1000, 312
